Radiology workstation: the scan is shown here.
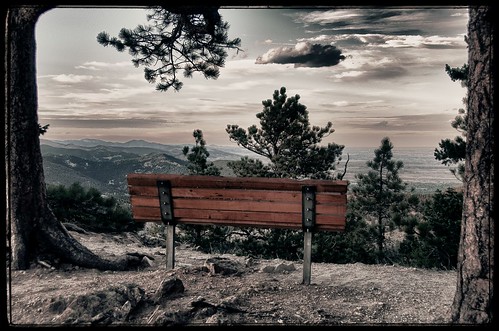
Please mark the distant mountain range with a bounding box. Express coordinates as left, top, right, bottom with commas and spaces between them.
40, 139, 461, 199
40, 138, 250, 201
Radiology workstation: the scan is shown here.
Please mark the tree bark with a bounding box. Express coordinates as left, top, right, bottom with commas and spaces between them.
5, 6, 143, 271
451, 6, 494, 324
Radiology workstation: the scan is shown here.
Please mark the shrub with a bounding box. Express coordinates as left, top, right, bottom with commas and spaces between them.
398, 188, 462, 269
47, 182, 142, 233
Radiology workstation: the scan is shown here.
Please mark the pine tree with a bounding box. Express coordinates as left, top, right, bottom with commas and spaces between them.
182, 129, 221, 176
351, 137, 406, 262
97, 7, 241, 92
434, 64, 468, 181
226, 86, 344, 179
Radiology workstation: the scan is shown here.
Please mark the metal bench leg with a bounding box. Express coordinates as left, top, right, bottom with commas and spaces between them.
302, 229, 312, 285
165, 224, 176, 270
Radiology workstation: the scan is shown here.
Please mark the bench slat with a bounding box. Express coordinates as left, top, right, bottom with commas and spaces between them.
172, 188, 303, 202
129, 189, 345, 204
174, 199, 301, 213
128, 174, 348, 193
131, 206, 345, 223
130, 196, 346, 215
131, 206, 345, 231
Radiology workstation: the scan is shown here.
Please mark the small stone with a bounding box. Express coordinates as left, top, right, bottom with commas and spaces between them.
261, 265, 275, 273
274, 263, 296, 273
140, 256, 154, 268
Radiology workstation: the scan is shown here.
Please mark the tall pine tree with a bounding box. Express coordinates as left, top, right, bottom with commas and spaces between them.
182, 129, 221, 176
226, 86, 344, 179
351, 137, 406, 262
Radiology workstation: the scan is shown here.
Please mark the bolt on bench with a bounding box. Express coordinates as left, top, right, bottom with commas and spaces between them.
127, 174, 348, 285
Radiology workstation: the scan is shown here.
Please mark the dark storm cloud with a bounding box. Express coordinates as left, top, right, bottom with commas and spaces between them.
291, 8, 468, 37
255, 41, 346, 67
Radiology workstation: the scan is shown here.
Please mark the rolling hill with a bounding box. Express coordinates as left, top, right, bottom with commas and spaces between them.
41, 138, 241, 200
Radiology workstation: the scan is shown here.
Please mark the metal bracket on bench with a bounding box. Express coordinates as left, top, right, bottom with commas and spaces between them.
302, 185, 316, 285
302, 186, 316, 231
157, 180, 175, 225
302, 186, 315, 231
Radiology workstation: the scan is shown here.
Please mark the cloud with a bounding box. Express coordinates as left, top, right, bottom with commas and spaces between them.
332, 64, 408, 82
342, 113, 456, 132
299, 33, 466, 50
51, 74, 93, 83
75, 61, 131, 71
290, 8, 468, 36
255, 41, 346, 67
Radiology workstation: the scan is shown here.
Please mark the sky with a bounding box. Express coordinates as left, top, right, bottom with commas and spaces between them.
35, 6, 469, 148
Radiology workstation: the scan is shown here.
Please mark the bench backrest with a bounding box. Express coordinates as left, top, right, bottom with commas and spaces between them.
127, 174, 348, 232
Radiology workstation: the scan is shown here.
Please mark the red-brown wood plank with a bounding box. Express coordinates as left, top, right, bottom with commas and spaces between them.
131, 206, 344, 226
316, 193, 347, 205
127, 174, 348, 193
172, 188, 303, 202
131, 215, 344, 231
128, 187, 345, 205
130, 196, 346, 217
132, 206, 300, 223
128, 186, 306, 201
173, 199, 301, 213
130, 195, 346, 211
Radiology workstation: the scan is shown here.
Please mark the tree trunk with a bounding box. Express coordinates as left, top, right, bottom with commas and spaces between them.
5, 6, 143, 271
451, 6, 494, 324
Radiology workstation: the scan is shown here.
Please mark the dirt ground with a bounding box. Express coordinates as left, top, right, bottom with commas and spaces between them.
7, 229, 458, 326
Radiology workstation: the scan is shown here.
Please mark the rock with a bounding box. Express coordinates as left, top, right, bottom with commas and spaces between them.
191, 296, 214, 309
52, 283, 145, 325
49, 297, 68, 314
245, 257, 257, 267
274, 262, 296, 273
261, 262, 296, 274
140, 256, 154, 268
154, 277, 185, 303
205, 312, 228, 325
260, 265, 276, 273
220, 295, 240, 307
118, 300, 133, 319
204, 257, 243, 275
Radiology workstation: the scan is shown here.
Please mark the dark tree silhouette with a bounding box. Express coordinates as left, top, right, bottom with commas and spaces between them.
97, 6, 241, 91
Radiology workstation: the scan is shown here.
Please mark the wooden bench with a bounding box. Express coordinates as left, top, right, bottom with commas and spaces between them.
127, 174, 348, 284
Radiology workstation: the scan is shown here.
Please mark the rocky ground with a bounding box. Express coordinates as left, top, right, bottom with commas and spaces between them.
7, 228, 459, 326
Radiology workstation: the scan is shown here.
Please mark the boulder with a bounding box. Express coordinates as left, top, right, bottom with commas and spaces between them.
153, 277, 185, 304
204, 257, 243, 276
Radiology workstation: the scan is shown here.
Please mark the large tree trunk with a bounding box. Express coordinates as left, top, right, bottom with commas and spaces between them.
451, 6, 494, 324
5, 6, 143, 271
